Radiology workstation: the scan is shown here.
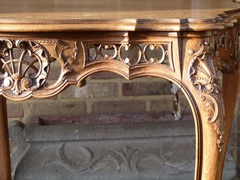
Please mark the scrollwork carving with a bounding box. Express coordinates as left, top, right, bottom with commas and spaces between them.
86, 42, 173, 69
31, 39, 85, 98
0, 38, 85, 100
188, 42, 224, 152
0, 39, 50, 98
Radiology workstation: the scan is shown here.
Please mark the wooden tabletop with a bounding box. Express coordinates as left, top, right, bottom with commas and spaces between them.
0, 0, 239, 32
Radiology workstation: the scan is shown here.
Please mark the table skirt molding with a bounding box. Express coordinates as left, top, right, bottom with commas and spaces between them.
0, 30, 238, 100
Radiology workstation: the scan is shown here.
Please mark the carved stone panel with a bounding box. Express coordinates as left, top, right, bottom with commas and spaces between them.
10, 117, 236, 180
12, 118, 196, 180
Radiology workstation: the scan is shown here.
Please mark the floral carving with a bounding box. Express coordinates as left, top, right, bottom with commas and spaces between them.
0, 39, 50, 97
55, 144, 146, 173
188, 42, 224, 152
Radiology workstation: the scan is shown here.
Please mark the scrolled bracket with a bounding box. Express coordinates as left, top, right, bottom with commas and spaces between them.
188, 42, 224, 152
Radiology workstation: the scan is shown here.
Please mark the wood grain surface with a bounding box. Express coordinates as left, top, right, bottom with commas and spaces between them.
0, 0, 239, 31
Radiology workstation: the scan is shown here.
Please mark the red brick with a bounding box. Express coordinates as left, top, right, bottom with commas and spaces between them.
39, 113, 174, 125
7, 103, 23, 118
90, 72, 121, 79
92, 100, 146, 114
122, 81, 171, 96
61, 83, 118, 99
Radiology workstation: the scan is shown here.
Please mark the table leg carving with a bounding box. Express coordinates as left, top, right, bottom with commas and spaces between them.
214, 22, 240, 179
186, 78, 224, 180
181, 39, 226, 180
181, 76, 224, 180
0, 96, 11, 180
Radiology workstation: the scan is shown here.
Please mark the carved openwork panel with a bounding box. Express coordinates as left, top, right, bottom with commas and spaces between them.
188, 42, 224, 152
86, 42, 174, 70
214, 21, 240, 73
0, 37, 176, 100
0, 38, 86, 100
0, 39, 50, 99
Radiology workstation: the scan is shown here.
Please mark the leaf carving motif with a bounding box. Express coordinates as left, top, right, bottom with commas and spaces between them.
44, 143, 172, 174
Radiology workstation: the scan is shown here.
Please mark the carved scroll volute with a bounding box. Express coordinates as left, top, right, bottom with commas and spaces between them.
215, 21, 240, 74
188, 42, 224, 152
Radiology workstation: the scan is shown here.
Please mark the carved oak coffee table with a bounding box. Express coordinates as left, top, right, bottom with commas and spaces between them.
0, 0, 240, 179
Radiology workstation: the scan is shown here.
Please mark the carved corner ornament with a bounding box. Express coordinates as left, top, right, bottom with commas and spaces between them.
188, 42, 224, 152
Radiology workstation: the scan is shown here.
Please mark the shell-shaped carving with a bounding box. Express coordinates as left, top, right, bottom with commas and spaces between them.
0, 39, 50, 98
189, 51, 220, 94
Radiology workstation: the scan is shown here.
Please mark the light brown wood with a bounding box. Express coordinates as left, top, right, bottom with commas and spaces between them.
0, 96, 11, 180
220, 73, 240, 179
0, 0, 238, 32
0, 1, 239, 180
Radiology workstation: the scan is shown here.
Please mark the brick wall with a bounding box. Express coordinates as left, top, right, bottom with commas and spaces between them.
7, 71, 239, 179
7, 72, 192, 123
